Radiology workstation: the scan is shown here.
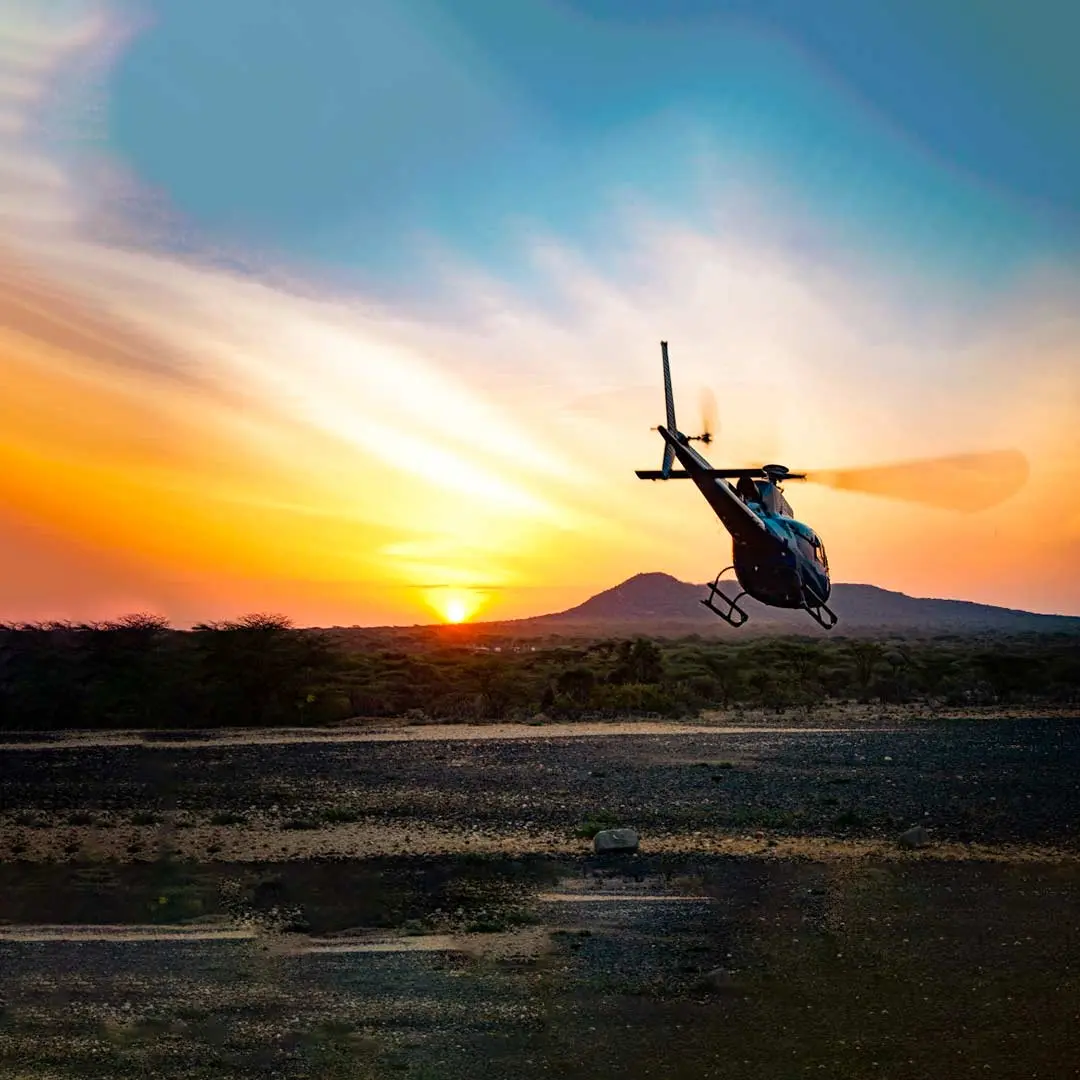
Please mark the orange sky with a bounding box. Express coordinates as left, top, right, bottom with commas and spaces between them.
0, 5, 1078, 625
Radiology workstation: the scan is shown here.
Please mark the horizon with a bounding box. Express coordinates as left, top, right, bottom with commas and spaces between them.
6, 570, 1075, 632
1, 2, 1078, 625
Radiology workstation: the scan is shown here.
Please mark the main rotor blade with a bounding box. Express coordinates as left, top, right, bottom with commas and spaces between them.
800, 449, 1029, 513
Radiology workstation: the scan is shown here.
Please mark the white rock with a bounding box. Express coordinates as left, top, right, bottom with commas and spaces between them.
593, 828, 639, 854
898, 825, 931, 849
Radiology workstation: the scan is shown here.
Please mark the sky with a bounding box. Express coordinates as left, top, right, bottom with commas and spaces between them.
0, 0, 1078, 626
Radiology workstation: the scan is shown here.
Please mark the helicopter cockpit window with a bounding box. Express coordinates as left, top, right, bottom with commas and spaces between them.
794, 527, 827, 570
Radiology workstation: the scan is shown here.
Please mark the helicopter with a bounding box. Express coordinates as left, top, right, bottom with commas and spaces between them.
636, 341, 1029, 629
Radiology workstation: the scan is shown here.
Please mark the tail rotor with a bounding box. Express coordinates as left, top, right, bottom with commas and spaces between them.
687, 387, 716, 446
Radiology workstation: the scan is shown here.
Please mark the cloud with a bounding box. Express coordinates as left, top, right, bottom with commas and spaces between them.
0, 0, 1078, 623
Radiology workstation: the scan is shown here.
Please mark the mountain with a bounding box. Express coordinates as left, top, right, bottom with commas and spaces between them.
503, 573, 1080, 636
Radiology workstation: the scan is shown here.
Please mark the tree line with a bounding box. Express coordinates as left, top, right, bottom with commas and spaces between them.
0, 616, 1077, 731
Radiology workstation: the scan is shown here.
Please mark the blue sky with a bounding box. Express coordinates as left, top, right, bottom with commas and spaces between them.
106, 0, 1080, 296
4, 0, 1080, 624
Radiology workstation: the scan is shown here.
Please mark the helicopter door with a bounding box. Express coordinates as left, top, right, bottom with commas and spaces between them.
816, 540, 829, 571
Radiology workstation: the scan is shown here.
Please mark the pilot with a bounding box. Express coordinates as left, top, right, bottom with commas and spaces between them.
736, 475, 758, 503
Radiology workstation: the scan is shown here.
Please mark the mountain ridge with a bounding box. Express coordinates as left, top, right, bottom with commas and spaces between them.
495, 572, 1080, 635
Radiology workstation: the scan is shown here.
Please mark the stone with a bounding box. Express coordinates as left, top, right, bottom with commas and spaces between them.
898, 825, 931, 849
593, 827, 639, 854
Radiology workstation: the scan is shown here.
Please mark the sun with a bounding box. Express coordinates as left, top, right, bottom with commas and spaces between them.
427, 588, 486, 624
444, 596, 469, 624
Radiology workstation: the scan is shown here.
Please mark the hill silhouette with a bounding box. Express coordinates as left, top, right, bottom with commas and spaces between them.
500, 572, 1080, 636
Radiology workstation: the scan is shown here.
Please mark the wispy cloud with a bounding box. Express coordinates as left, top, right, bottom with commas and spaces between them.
0, 0, 1078, 623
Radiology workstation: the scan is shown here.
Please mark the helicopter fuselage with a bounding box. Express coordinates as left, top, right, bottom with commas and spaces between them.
731, 511, 830, 610
657, 425, 832, 611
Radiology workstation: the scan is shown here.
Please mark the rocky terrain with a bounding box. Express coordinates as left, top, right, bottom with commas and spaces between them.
3, 711, 1078, 863
1, 710, 1078, 1078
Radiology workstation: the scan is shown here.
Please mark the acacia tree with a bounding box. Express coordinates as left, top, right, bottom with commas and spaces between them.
0, 621, 85, 729
703, 654, 743, 708
849, 641, 884, 697
191, 614, 340, 727
81, 614, 174, 727
556, 666, 596, 709
611, 638, 664, 685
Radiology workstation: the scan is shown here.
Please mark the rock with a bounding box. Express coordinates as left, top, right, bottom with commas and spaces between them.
898, 825, 931, 849
593, 827, 639, 854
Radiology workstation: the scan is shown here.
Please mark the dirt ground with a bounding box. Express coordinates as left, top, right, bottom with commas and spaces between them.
1, 711, 1078, 1078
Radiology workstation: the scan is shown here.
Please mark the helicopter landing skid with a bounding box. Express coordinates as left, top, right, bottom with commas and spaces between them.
801, 584, 839, 630
700, 568, 750, 628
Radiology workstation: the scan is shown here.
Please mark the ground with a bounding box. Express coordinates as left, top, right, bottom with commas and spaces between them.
1, 707, 1078, 1078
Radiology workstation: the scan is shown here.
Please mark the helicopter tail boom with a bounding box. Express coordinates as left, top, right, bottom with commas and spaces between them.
654, 424, 770, 541
636, 341, 770, 544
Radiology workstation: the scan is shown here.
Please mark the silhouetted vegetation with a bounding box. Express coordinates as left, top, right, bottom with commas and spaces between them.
0, 616, 1077, 731
0, 614, 340, 731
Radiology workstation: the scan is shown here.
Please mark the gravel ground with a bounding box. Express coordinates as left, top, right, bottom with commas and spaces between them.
1, 713, 1079, 1078
1, 858, 1078, 1079
2, 715, 1078, 860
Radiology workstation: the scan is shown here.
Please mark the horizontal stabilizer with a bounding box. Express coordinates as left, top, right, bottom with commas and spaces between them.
636, 467, 776, 481
636, 469, 692, 480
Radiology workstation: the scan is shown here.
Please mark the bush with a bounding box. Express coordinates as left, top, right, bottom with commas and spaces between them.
0, 620, 1076, 732
573, 809, 622, 839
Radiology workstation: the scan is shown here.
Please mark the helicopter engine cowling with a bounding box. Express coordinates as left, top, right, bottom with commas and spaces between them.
762, 464, 807, 481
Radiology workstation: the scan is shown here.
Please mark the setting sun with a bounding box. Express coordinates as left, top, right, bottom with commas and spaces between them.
444, 596, 468, 624
427, 588, 486, 624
